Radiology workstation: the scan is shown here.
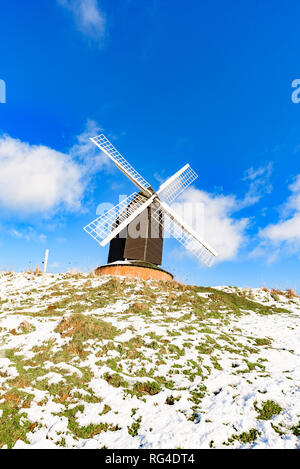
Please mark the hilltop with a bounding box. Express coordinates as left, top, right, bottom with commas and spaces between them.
0, 272, 299, 449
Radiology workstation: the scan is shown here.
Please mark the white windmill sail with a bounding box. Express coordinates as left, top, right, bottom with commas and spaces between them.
84, 192, 156, 247
157, 164, 198, 205
90, 134, 153, 197
152, 201, 218, 267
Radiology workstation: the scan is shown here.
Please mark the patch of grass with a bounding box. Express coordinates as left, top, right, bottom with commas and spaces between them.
227, 428, 261, 445
165, 394, 181, 405
106, 358, 123, 373
127, 302, 152, 317
128, 417, 142, 437
167, 344, 185, 358
254, 338, 272, 346
18, 321, 35, 334
195, 335, 223, 356
211, 356, 222, 370
135, 367, 154, 378
103, 372, 128, 388
116, 336, 145, 360
290, 422, 300, 436
236, 360, 265, 374
167, 329, 181, 337
55, 315, 120, 342
146, 332, 162, 341
191, 286, 290, 317
0, 406, 37, 449
57, 437, 67, 447
0, 388, 34, 410
271, 423, 286, 436
199, 327, 215, 334
133, 381, 161, 396
5, 348, 100, 405
270, 292, 280, 301
255, 400, 283, 420
189, 385, 206, 406
57, 405, 120, 439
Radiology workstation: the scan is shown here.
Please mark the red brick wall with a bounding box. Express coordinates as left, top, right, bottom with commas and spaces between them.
95, 265, 173, 282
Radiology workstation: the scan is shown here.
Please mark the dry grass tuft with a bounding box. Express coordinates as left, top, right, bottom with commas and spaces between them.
19, 321, 35, 333
271, 288, 284, 296
286, 288, 298, 298
271, 288, 298, 299
8, 376, 30, 389
55, 314, 120, 341
88, 270, 97, 278
262, 286, 298, 299
127, 302, 151, 317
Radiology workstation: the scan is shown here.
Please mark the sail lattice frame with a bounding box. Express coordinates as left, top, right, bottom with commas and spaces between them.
151, 205, 216, 267
91, 134, 152, 196
84, 192, 149, 246
158, 164, 198, 205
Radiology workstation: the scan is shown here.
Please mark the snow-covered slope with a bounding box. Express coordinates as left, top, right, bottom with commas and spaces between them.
0, 272, 299, 449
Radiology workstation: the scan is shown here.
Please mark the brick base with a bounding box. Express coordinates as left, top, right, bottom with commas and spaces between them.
94, 264, 174, 282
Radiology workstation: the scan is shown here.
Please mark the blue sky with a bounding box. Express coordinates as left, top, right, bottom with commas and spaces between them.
1, 0, 300, 290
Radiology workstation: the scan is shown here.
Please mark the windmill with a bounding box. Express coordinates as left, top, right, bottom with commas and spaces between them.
84, 134, 217, 280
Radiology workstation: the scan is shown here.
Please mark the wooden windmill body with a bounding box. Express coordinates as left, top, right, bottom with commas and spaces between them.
108, 203, 164, 265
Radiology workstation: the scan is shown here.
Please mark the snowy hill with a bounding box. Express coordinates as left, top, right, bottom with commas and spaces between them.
0, 272, 299, 449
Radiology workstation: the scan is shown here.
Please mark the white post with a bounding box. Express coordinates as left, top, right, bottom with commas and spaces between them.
43, 250, 49, 274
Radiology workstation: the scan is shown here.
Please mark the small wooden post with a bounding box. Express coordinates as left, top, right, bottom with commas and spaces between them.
43, 250, 49, 274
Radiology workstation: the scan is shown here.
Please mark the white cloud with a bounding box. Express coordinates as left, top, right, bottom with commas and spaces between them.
9, 227, 47, 243
175, 188, 249, 262
261, 216, 300, 244
57, 0, 106, 42
0, 120, 107, 216
69, 119, 108, 174
257, 174, 300, 259
239, 162, 273, 209
282, 175, 300, 215
0, 135, 84, 214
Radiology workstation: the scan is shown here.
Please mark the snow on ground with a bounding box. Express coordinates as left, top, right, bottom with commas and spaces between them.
0, 272, 299, 449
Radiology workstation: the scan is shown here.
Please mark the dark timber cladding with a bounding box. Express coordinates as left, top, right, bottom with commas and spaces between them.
108, 204, 163, 266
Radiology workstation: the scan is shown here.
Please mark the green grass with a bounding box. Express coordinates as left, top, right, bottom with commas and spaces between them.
103, 372, 129, 388
255, 400, 283, 420
4, 348, 101, 405
165, 394, 181, 405
227, 428, 261, 445
128, 417, 142, 437
254, 338, 272, 346
55, 314, 120, 341
57, 405, 120, 439
290, 422, 300, 436
0, 406, 37, 449
211, 356, 222, 370
133, 381, 161, 396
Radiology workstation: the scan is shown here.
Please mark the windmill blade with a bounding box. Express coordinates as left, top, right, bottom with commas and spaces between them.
157, 164, 198, 205
90, 134, 153, 197
152, 201, 218, 267
84, 192, 156, 247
